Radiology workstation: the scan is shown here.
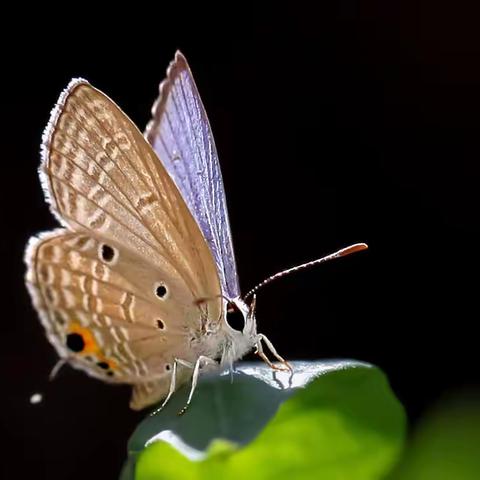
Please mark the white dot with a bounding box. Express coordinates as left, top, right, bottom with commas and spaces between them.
30, 393, 43, 405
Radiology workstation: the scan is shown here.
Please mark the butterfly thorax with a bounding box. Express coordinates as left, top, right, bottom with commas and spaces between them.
187, 297, 257, 370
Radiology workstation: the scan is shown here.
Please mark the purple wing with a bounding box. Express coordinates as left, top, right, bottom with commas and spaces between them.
145, 51, 240, 300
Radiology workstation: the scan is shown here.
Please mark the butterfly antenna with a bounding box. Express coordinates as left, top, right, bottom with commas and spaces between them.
244, 243, 368, 300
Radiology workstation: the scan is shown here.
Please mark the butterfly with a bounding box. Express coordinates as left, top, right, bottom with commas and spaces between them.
25, 51, 367, 412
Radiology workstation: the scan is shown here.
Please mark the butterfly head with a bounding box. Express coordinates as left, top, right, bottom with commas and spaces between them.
220, 296, 258, 367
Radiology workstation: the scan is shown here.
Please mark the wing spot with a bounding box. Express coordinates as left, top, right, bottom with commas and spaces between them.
99, 243, 117, 263
66, 333, 85, 352
154, 283, 168, 300
156, 319, 165, 330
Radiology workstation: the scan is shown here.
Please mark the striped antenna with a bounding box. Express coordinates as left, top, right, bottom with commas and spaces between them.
243, 243, 368, 300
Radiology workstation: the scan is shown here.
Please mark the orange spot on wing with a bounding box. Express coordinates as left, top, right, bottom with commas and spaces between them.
68, 323, 100, 355
68, 322, 118, 370
107, 358, 117, 370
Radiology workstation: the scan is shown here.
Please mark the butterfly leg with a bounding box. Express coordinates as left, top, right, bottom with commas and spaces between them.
49, 358, 67, 380
178, 356, 218, 415
255, 334, 293, 372
151, 358, 194, 415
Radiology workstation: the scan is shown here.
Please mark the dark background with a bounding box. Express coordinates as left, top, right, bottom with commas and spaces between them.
2, 3, 479, 479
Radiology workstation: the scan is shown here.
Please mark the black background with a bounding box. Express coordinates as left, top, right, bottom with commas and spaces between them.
2, 3, 479, 479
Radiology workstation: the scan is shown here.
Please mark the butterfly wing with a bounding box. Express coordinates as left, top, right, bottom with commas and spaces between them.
145, 51, 240, 300
26, 79, 223, 408
41, 79, 220, 304
25, 230, 200, 408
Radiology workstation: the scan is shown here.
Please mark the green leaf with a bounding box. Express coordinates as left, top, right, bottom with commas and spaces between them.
122, 361, 405, 480
388, 392, 480, 480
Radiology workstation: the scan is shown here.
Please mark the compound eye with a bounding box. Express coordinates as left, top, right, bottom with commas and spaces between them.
226, 302, 245, 332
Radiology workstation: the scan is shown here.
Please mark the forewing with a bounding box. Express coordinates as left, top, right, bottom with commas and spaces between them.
145, 51, 240, 299
41, 79, 222, 314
